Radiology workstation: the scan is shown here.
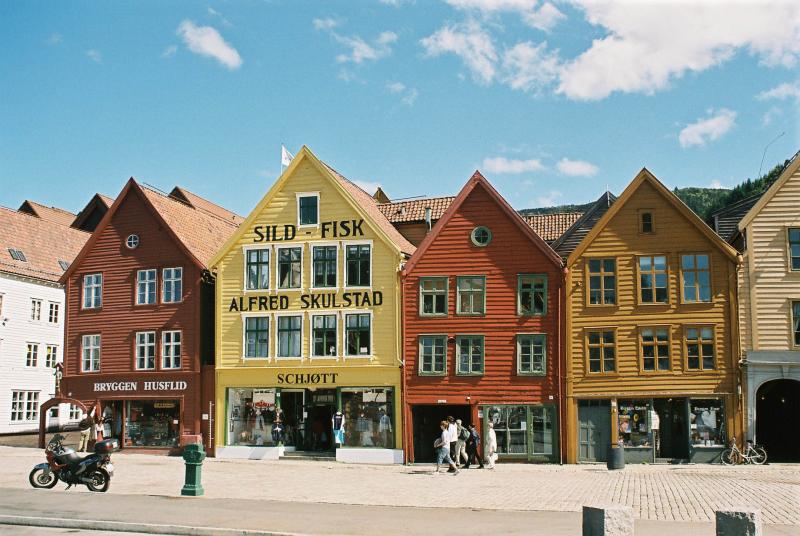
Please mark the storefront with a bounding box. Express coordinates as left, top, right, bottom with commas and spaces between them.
481, 404, 559, 463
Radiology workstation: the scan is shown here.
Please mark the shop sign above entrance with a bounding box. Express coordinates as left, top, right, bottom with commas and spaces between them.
93, 381, 188, 393
228, 291, 383, 312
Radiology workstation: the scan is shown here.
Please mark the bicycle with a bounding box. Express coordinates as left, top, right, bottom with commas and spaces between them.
720, 438, 767, 465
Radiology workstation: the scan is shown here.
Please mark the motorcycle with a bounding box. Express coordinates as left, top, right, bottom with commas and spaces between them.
29, 433, 118, 492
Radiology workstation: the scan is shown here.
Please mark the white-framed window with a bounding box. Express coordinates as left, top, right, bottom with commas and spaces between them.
30, 299, 42, 321
83, 274, 102, 309
245, 248, 270, 290
312, 245, 337, 288
244, 316, 270, 359
47, 302, 60, 324
81, 334, 101, 372
10, 391, 39, 421
456, 335, 484, 375
162, 267, 183, 303
419, 335, 447, 375
277, 315, 302, 358
136, 269, 157, 305
26, 343, 38, 367
419, 277, 448, 316
312, 314, 337, 357
517, 334, 546, 375
161, 330, 181, 369
45, 345, 58, 368
69, 405, 81, 420
345, 312, 372, 356
345, 243, 371, 287
456, 276, 486, 315
297, 192, 320, 227
277, 247, 302, 289
135, 331, 156, 370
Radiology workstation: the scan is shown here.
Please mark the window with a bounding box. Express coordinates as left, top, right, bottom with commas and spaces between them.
136, 269, 157, 305
340, 388, 394, 448
640, 327, 671, 371
312, 246, 337, 288
346, 244, 371, 287
419, 277, 448, 316
587, 330, 616, 373
126, 234, 140, 249
69, 405, 81, 420
685, 326, 715, 370
689, 398, 726, 446
456, 335, 484, 375
81, 334, 101, 372
518, 275, 547, 315
618, 400, 651, 447
278, 247, 302, 289
456, 276, 485, 315
30, 299, 42, 321
419, 335, 446, 375
47, 302, 59, 323
277, 315, 302, 358
483, 405, 556, 458
345, 313, 371, 356
83, 274, 102, 309
640, 211, 654, 233
162, 267, 183, 303
58, 260, 70, 271
312, 314, 337, 357
792, 302, 800, 347
681, 254, 711, 302
45, 345, 58, 368
245, 317, 270, 358
8, 248, 27, 261
638, 255, 668, 303
162, 331, 181, 369
10, 391, 38, 421
225, 388, 280, 447
517, 334, 546, 375
588, 258, 616, 305
789, 228, 800, 271
298, 194, 319, 226
26, 343, 38, 367
470, 226, 492, 247
135, 331, 156, 370
246, 249, 270, 290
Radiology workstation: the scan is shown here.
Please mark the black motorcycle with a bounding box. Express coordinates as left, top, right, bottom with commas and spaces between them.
29, 433, 118, 492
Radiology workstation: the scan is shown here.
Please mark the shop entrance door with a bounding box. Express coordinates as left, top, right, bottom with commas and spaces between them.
102, 401, 123, 442
280, 390, 305, 449
654, 398, 688, 460
756, 379, 800, 462
411, 404, 471, 463
305, 389, 336, 452
578, 400, 610, 462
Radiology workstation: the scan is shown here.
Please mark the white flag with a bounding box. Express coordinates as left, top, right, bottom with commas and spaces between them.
281, 145, 294, 167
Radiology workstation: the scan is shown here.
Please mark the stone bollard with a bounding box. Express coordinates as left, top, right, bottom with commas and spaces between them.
582, 505, 634, 536
716, 508, 763, 536
181, 443, 206, 497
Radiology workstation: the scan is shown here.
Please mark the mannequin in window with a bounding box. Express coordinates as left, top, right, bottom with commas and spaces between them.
378, 408, 392, 447
332, 410, 345, 446
356, 412, 372, 446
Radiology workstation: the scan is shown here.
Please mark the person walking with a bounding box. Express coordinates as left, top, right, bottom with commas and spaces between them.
464, 423, 484, 469
454, 419, 469, 467
446, 416, 457, 460
485, 421, 497, 469
434, 420, 459, 475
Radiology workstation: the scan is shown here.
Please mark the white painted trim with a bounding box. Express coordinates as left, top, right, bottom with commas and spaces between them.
274, 312, 304, 360
240, 314, 271, 361
241, 245, 272, 293
342, 309, 373, 359
342, 239, 373, 289
295, 191, 320, 228
309, 241, 340, 291
275, 245, 304, 292
309, 312, 339, 360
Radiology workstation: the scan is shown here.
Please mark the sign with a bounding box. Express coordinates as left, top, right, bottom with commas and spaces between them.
93, 381, 188, 393
277, 373, 339, 385
228, 291, 382, 312
252, 219, 365, 243
253, 389, 276, 409
153, 401, 176, 409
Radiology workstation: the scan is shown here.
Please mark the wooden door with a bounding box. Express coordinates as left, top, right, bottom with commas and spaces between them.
578, 401, 610, 462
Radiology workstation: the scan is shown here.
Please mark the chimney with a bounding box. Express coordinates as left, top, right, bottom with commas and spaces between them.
424, 207, 432, 232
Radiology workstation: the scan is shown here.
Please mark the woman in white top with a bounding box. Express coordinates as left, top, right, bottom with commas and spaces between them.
434, 420, 459, 475
485, 421, 498, 469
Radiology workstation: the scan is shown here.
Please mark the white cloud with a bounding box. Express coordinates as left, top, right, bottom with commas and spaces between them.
207, 7, 232, 27
353, 180, 382, 195
709, 179, 724, 189
421, 21, 498, 84
387, 82, 419, 105
333, 31, 397, 63
46, 33, 62, 45
177, 20, 242, 70
678, 109, 737, 148
757, 81, 800, 102
379, 0, 413, 5
161, 45, 178, 58
501, 41, 560, 93
445, 0, 565, 31
761, 106, 782, 127
556, 158, 599, 177
312, 18, 339, 31
535, 190, 562, 207
85, 49, 102, 63
482, 156, 545, 174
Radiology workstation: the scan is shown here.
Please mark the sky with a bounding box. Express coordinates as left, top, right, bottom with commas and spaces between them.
1, 0, 799, 217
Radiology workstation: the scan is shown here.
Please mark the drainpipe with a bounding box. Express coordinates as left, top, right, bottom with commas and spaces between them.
400, 267, 410, 463
558, 265, 566, 465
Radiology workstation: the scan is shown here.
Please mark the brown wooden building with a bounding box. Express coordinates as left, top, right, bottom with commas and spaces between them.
401, 172, 566, 463
60, 179, 239, 453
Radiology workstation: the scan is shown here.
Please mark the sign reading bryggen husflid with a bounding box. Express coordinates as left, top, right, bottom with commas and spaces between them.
210, 146, 414, 463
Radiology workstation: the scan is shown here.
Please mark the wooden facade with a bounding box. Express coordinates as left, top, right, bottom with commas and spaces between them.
402, 172, 565, 463
563, 169, 741, 464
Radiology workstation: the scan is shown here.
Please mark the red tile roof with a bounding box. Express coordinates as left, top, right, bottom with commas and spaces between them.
0, 206, 89, 283
169, 187, 244, 225
378, 196, 455, 224
18, 200, 77, 227
97, 194, 115, 208
523, 213, 584, 241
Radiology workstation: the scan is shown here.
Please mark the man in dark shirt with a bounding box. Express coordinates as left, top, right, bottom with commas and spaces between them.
464, 423, 484, 469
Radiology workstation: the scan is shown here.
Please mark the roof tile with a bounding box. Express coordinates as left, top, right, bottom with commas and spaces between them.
523, 213, 584, 242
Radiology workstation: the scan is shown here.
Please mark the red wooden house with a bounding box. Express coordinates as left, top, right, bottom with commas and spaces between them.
401, 172, 565, 463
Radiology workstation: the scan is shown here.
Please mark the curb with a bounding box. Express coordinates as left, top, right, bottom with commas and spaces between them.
0, 514, 307, 536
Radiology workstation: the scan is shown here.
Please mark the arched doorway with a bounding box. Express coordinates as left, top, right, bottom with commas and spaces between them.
755, 379, 800, 462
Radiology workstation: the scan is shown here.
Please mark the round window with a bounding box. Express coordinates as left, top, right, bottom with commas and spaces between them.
470, 226, 492, 247
125, 234, 140, 249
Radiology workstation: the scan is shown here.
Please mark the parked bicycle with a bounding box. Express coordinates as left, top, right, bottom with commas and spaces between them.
720, 438, 767, 465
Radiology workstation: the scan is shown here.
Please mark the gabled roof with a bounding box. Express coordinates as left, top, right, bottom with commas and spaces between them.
18, 200, 76, 227
403, 171, 563, 274
566, 169, 739, 266
551, 192, 616, 257
169, 186, 244, 225
372, 187, 391, 204
71, 193, 115, 232
738, 149, 800, 230
523, 212, 583, 242
711, 193, 762, 243
0, 206, 89, 283
378, 196, 455, 224
210, 146, 415, 269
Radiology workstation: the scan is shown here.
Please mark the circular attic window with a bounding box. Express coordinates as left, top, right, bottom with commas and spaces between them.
125, 234, 140, 249
470, 226, 492, 247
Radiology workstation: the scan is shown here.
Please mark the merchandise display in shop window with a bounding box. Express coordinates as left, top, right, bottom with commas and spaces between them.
689, 398, 725, 446
484, 405, 558, 458
340, 388, 393, 448
124, 400, 180, 447
618, 400, 652, 447
226, 388, 283, 446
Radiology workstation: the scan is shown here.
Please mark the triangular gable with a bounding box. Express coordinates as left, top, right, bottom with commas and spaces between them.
403, 171, 563, 274
566, 168, 739, 266
738, 150, 800, 230
72, 193, 114, 232
551, 191, 616, 257
209, 146, 412, 269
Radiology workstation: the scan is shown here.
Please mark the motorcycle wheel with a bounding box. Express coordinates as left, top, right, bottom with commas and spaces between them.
29, 467, 58, 489
86, 468, 110, 492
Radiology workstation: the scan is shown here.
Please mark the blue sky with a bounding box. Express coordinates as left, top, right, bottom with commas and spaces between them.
1, 1, 799, 217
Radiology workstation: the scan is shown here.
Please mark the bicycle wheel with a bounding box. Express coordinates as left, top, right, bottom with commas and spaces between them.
751, 447, 767, 465
720, 448, 736, 465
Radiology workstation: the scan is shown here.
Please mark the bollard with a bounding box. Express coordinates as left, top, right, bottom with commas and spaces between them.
181, 443, 206, 497
606, 445, 625, 470
582, 505, 634, 536
716, 508, 763, 536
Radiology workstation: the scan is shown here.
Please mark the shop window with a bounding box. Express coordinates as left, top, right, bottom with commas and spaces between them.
83, 274, 102, 309
531, 406, 555, 456
246, 249, 270, 290
297, 193, 319, 226
245, 317, 270, 359
136, 269, 157, 305
30, 298, 41, 321
345, 313, 371, 356
517, 334, 546, 375
518, 275, 547, 316
125, 400, 180, 447
419, 277, 448, 316
45, 345, 58, 368
456, 276, 485, 316
638, 255, 668, 304
48, 302, 59, 323
789, 228, 800, 271
162, 331, 181, 369
456, 335, 484, 375
26, 343, 38, 367
277, 315, 302, 358
485, 405, 527, 455
277, 247, 302, 289
312, 246, 337, 288
226, 388, 280, 447
82, 334, 101, 372
345, 244, 371, 287
162, 267, 183, 303
10, 391, 38, 421
640, 211, 654, 233
681, 254, 711, 302
685, 326, 715, 370
640, 327, 671, 371
419, 335, 446, 375
588, 258, 616, 305
135, 331, 156, 370
792, 301, 800, 347
312, 314, 337, 357
689, 398, 725, 446
341, 388, 394, 448
587, 329, 616, 373
618, 400, 652, 447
